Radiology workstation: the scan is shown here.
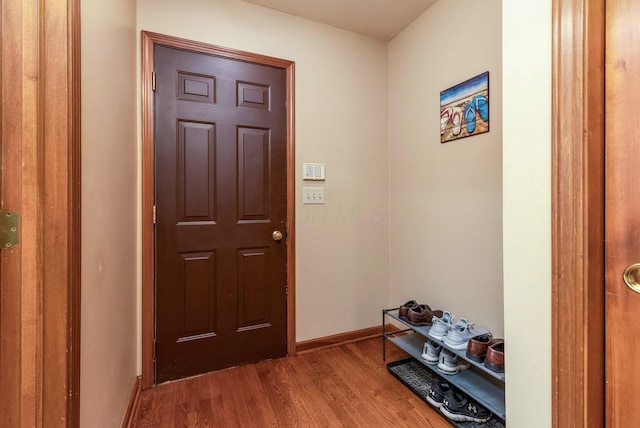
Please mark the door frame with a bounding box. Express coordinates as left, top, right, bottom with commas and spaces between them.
140, 31, 296, 389
551, 0, 606, 426
0, 0, 81, 425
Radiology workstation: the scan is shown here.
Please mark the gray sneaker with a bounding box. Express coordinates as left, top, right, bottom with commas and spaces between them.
421, 340, 442, 364
428, 311, 455, 341
437, 349, 470, 375
443, 318, 489, 350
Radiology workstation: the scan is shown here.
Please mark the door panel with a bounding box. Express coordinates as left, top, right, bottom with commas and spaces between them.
237, 248, 272, 330
606, 0, 640, 424
238, 127, 271, 222
180, 251, 216, 339
177, 121, 216, 222
154, 46, 287, 383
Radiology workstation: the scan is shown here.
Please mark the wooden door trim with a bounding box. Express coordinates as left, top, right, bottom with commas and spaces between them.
551, 0, 605, 426
0, 0, 81, 425
41, 0, 82, 423
141, 31, 296, 389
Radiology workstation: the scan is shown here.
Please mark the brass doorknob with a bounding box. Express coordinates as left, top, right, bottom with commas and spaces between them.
272, 230, 283, 242
623, 263, 640, 293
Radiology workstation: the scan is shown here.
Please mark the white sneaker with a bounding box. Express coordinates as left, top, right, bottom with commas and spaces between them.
428, 311, 455, 341
443, 318, 489, 350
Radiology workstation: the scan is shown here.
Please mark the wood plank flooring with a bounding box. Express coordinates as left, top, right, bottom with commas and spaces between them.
133, 337, 452, 427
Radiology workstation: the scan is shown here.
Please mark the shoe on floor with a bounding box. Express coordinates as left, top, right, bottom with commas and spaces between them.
421, 340, 442, 364
441, 389, 492, 423
426, 378, 452, 408
443, 318, 488, 350
428, 311, 455, 341
437, 349, 470, 375
407, 304, 443, 326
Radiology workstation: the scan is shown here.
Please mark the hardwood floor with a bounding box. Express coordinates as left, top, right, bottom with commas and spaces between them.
133, 337, 452, 427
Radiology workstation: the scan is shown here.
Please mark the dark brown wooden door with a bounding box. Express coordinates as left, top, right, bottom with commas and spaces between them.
606, 0, 640, 424
154, 46, 288, 383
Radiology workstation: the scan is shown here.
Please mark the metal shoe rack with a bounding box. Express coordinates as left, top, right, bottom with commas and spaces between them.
382, 308, 506, 426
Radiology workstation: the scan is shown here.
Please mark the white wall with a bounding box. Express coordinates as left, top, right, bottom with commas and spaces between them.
136, 0, 390, 343
388, 1, 504, 337
81, 0, 139, 426
503, 1, 552, 426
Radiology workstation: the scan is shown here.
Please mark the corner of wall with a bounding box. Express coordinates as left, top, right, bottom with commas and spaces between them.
502, 0, 552, 426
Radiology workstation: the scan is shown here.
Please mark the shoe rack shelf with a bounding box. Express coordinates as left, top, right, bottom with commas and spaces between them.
382, 308, 506, 421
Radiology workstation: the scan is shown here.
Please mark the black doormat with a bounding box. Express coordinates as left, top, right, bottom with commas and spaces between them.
387, 358, 506, 428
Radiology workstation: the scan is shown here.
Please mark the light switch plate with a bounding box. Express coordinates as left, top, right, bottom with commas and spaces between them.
303, 163, 325, 181
303, 187, 324, 204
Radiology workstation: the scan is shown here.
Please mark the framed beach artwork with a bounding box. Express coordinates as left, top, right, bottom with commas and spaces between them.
440, 71, 489, 143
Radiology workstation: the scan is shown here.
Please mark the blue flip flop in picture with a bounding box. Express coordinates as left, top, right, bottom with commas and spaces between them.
464, 102, 476, 133
474, 95, 489, 122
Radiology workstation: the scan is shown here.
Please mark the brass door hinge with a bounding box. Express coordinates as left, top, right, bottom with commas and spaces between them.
153, 205, 157, 224
0, 210, 19, 249
152, 71, 156, 91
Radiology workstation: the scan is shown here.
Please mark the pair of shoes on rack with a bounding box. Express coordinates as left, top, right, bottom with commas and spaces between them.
421, 341, 469, 375
466, 333, 505, 372
465, 333, 494, 362
428, 311, 489, 350
398, 300, 443, 326
485, 341, 505, 373
427, 378, 492, 423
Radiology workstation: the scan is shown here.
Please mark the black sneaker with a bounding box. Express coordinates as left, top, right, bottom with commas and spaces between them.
426, 378, 452, 408
441, 389, 492, 423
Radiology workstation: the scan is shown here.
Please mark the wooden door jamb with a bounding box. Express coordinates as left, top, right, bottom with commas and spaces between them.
551, 0, 605, 426
0, 0, 81, 425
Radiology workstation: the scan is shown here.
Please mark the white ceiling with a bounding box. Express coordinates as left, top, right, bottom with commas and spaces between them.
240, 0, 438, 41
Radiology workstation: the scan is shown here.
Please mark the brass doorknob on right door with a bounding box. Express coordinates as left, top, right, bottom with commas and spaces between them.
623, 263, 640, 294
272, 230, 283, 242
